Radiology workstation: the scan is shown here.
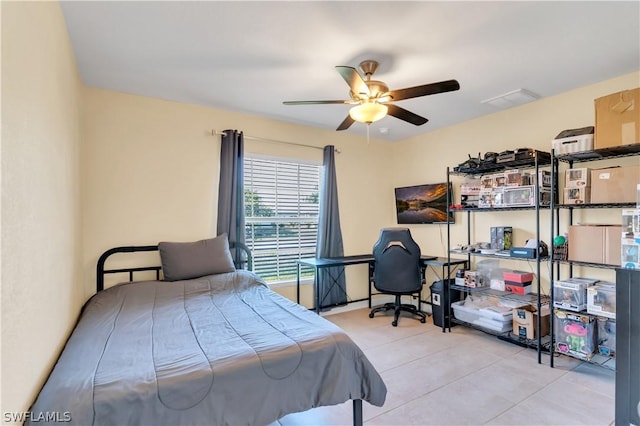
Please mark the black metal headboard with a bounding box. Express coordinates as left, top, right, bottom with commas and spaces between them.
96, 242, 252, 292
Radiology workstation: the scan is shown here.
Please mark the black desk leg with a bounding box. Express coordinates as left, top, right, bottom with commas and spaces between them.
368, 261, 374, 308
315, 266, 320, 314
296, 264, 301, 305
352, 399, 363, 426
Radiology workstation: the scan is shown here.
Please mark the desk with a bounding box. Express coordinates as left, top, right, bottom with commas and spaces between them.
296, 255, 373, 313
422, 257, 468, 282
420, 257, 468, 304
296, 255, 441, 314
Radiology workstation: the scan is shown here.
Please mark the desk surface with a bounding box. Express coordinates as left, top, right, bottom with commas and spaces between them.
297, 255, 373, 267
297, 254, 441, 268
422, 257, 468, 267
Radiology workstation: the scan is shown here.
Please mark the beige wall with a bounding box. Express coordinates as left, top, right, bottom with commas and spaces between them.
1, 1, 83, 417
81, 88, 396, 302
392, 71, 640, 289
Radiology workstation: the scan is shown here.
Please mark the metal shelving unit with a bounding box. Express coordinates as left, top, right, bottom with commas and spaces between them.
446, 150, 552, 364
549, 144, 639, 368
451, 316, 553, 351
450, 283, 550, 305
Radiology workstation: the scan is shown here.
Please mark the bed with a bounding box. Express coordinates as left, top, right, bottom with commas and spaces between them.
27, 235, 386, 425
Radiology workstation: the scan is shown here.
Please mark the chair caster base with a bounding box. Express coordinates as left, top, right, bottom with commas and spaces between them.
369, 298, 427, 326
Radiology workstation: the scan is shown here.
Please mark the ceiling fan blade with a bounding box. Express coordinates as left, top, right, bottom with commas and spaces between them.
283, 100, 351, 105
336, 115, 355, 131
335, 66, 370, 97
389, 79, 460, 102
387, 104, 428, 126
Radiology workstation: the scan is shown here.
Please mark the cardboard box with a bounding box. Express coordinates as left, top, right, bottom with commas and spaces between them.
590, 165, 640, 204
565, 168, 591, 188
460, 182, 481, 195
464, 270, 486, 288
564, 187, 590, 205
460, 181, 481, 208
490, 279, 505, 291
504, 170, 523, 186
587, 282, 616, 319
538, 170, 552, 187
490, 226, 513, 250
503, 270, 534, 283
513, 305, 550, 340
505, 283, 531, 295
595, 88, 640, 149
505, 280, 532, 288
568, 225, 622, 265
520, 170, 551, 187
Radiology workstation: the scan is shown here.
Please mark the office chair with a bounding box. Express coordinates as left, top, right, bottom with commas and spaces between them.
369, 228, 427, 326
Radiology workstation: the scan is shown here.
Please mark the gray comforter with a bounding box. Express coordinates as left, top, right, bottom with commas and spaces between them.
28, 270, 386, 425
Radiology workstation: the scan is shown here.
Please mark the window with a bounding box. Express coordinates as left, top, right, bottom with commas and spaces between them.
244, 155, 321, 283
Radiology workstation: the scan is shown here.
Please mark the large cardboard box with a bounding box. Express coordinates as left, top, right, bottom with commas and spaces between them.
590, 165, 640, 204
595, 88, 640, 149
513, 304, 550, 340
568, 225, 622, 265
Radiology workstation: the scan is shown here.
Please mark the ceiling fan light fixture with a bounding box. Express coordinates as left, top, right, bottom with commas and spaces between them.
349, 102, 388, 124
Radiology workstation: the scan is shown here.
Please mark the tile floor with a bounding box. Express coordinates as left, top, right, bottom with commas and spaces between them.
277, 308, 615, 426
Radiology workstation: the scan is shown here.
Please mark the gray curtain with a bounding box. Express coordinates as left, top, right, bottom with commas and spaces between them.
316, 145, 347, 309
217, 129, 245, 263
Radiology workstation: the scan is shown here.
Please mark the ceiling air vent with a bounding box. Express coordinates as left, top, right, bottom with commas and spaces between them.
481, 88, 540, 109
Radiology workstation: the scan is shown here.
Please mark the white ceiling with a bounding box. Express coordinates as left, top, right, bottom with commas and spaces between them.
60, 1, 640, 142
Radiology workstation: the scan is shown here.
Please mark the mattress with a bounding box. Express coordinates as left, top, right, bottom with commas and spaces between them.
28, 270, 386, 425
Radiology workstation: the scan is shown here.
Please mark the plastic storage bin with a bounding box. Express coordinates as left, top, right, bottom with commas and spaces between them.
586, 282, 616, 319
553, 277, 598, 312
451, 300, 513, 333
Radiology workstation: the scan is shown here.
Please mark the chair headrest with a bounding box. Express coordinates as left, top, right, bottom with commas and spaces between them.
383, 241, 408, 252
373, 228, 420, 257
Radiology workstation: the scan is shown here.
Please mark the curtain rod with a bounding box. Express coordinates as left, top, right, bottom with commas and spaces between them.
212, 130, 340, 153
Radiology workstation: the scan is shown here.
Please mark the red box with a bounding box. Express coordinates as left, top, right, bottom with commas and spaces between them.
505, 283, 532, 295
505, 280, 533, 287
503, 270, 534, 283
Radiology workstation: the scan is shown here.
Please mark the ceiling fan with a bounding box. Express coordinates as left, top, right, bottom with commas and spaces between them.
283, 60, 460, 131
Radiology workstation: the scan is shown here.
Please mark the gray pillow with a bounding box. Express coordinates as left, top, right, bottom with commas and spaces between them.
158, 234, 236, 281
